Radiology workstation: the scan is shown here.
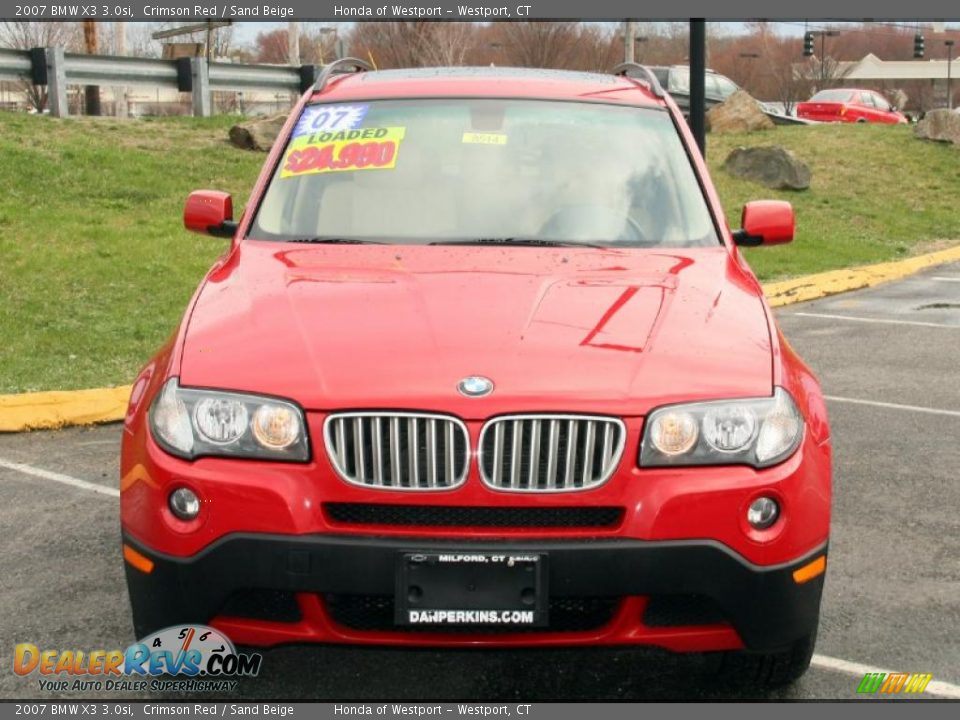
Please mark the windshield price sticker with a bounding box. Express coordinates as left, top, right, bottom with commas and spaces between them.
292, 104, 369, 137
281, 127, 405, 178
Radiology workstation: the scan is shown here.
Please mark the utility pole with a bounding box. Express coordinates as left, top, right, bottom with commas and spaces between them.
288, 22, 300, 104
624, 20, 635, 63
82, 19, 101, 115
947, 40, 955, 110
288, 22, 300, 65
114, 22, 127, 118
319, 26, 340, 63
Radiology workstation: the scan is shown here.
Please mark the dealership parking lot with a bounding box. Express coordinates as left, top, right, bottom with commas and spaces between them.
1, 262, 958, 701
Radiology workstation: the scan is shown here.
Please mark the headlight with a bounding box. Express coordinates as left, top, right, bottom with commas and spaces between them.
640, 388, 803, 469
149, 378, 309, 462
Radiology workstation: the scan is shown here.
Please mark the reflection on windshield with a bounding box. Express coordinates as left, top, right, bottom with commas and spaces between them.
250, 99, 719, 248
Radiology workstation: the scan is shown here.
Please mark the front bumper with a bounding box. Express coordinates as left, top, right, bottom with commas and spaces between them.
123, 532, 826, 652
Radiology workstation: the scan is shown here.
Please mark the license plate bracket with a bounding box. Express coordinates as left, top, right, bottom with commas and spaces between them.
395, 552, 548, 627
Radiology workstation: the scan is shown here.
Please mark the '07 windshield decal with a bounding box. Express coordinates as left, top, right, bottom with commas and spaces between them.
292, 104, 369, 137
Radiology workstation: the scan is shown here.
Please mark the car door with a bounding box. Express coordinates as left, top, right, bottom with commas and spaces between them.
851, 92, 877, 122
868, 92, 898, 123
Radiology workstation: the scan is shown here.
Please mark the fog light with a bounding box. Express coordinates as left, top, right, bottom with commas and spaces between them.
169, 487, 200, 520
747, 497, 779, 529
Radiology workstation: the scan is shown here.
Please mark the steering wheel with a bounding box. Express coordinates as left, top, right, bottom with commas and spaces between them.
539, 204, 648, 244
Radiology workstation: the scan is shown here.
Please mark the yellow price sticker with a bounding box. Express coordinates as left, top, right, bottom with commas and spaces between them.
281, 127, 406, 178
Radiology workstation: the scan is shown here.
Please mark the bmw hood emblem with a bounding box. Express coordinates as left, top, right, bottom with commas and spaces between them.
457, 376, 494, 397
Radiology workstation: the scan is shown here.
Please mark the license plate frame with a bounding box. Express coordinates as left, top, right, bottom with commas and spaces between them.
395, 551, 548, 628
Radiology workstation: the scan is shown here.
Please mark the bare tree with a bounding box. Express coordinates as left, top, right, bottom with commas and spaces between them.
350, 22, 477, 69
495, 22, 582, 68
413, 23, 476, 66
573, 23, 621, 71
768, 42, 814, 114
125, 23, 163, 58
0, 21, 80, 110
252, 28, 289, 64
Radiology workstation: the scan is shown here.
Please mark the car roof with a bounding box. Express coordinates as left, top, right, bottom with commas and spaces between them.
814, 88, 876, 96
309, 66, 666, 108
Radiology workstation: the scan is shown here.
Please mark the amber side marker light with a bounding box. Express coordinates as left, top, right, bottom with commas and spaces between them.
123, 544, 155, 574
793, 555, 826, 584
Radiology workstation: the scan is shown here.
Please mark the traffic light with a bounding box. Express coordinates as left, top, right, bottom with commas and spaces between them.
804, 32, 814, 57
914, 33, 925, 58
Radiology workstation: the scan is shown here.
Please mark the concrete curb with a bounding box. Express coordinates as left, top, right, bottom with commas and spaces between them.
763, 245, 960, 308
1, 244, 958, 434
0, 385, 132, 433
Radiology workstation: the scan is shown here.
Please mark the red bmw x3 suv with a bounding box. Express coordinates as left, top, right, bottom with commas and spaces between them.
121, 62, 831, 686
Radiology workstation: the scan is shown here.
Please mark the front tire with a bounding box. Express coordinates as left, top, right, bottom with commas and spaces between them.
716, 625, 818, 688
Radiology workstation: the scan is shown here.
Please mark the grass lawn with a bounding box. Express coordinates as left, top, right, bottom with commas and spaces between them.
709, 124, 960, 279
0, 114, 958, 393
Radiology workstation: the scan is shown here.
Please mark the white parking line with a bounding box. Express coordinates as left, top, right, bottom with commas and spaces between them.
0, 457, 119, 498
792, 312, 958, 329
812, 654, 960, 699
825, 395, 960, 418
931, 276, 960, 283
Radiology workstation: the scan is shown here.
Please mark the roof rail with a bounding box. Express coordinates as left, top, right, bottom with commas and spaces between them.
313, 57, 374, 94
610, 62, 665, 98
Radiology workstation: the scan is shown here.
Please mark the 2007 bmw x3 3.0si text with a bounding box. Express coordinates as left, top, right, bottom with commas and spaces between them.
120, 63, 831, 687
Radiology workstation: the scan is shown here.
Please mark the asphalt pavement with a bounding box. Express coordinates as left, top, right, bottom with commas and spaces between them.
1, 262, 958, 701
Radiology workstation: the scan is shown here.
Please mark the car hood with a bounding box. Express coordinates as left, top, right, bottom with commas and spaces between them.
179, 242, 773, 418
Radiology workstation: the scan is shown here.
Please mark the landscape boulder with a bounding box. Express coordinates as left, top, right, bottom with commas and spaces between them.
914, 109, 960, 145
706, 90, 775, 134
721, 146, 812, 191
228, 113, 288, 151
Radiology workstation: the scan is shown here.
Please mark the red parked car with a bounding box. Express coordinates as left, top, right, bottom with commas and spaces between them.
796, 88, 907, 124
121, 62, 831, 687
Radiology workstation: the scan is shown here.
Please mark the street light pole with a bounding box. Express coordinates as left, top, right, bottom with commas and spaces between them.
689, 19, 706, 156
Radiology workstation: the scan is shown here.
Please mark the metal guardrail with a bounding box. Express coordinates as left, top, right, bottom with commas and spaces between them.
0, 47, 317, 117
0, 48, 31, 84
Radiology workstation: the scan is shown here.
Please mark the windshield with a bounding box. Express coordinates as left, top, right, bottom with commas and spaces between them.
810, 89, 854, 102
249, 99, 719, 248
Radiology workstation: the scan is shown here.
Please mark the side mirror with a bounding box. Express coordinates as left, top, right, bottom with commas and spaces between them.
733, 200, 794, 247
184, 190, 237, 238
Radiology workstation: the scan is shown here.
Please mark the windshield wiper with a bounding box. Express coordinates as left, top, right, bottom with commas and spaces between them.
430, 238, 605, 249
285, 237, 384, 245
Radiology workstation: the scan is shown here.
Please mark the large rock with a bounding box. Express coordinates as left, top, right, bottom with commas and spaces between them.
706, 90, 775, 134
228, 113, 288, 151
722, 146, 811, 191
915, 109, 960, 145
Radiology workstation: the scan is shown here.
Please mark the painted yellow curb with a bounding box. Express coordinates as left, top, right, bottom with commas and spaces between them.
0, 385, 132, 433
762, 244, 960, 308
1, 244, 958, 434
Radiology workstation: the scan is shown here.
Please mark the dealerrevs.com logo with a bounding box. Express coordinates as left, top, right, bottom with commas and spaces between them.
14, 625, 262, 693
